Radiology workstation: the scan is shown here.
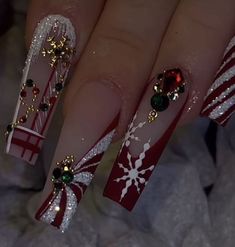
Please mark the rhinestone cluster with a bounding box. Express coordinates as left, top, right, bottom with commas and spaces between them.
148, 68, 185, 123
52, 155, 75, 193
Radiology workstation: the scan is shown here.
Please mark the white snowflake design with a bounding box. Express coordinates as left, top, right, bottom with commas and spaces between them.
115, 139, 154, 201
120, 113, 146, 151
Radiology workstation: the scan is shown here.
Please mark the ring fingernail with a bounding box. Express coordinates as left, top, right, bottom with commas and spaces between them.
5, 15, 76, 164
201, 36, 235, 126
104, 68, 189, 210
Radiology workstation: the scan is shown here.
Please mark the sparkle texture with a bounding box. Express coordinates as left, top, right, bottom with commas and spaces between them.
202, 84, 235, 113
207, 65, 235, 96
74, 172, 94, 186
209, 95, 235, 120
60, 187, 77, 232
74, 130, 115, 169
41, 192, 62, 224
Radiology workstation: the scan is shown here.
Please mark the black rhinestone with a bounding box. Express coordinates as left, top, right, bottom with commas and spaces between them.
178, 85, 185, 93
6, 124, 13, 132
54, 48, 62, 56
55, 83, 63, 92
39, 103, 49, 112
151, 94, 169, 112
53, 168, 62, 180
26, 79, 34, 87
54, 182, 63, 191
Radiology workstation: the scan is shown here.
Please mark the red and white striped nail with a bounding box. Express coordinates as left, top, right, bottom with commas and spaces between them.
5, 15, 76, 164
35, 115, 118, 232
104, 68, 189, 210
201, 36, 235, 126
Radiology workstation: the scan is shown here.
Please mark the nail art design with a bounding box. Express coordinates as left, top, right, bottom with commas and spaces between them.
201, 36, 235, 125
5, 15, 76, 164
148, 69, 185, 122
104, 68, 188, 210
35, 116, 118, 231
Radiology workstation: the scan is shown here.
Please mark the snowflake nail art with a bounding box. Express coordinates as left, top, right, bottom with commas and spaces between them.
104, 69, 188, 211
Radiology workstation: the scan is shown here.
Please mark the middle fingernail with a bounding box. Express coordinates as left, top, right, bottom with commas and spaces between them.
35, 82, 120, 231
104, 68, 189, 210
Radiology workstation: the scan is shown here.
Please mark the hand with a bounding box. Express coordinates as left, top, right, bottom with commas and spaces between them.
6, 0, 235, 231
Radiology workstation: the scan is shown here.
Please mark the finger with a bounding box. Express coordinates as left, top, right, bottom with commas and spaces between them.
35, 0, 179, 231
5, 0, 105, 164
104, 0, 235, 210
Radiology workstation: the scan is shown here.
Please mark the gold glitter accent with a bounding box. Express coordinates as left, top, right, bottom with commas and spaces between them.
42, 36, 75, 67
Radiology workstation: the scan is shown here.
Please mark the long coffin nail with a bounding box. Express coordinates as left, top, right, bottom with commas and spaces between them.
5, 15, 76, 164
201, 36, 235, 126
35, 82, 120, 231
104, 68, 189, 210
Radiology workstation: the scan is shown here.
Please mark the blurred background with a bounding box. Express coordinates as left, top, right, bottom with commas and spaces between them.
0, 1, 235, 246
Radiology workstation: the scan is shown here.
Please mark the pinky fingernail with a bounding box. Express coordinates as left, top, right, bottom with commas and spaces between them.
5, 15, 76, 164
201, 36, 235, 126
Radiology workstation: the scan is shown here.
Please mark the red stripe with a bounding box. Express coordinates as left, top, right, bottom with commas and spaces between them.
70, 183, 83, 202
35, 191, 55, 220
12, 137, 40, 154
21, 68, 56, 159
201, 76, 235, 113
52, 188, 67, 228
201, 90, 235, 116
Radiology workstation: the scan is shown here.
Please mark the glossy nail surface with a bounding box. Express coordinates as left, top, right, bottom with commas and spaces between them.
201, 36, 235, 126
104, 69, 189, 210
5, 15, 76, 164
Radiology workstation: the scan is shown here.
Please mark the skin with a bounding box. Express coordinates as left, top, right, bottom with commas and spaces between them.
25, 0, 235, 210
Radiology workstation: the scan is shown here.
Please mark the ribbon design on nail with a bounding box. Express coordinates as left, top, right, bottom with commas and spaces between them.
148, 68, 185, 122
35, 129, 115, 232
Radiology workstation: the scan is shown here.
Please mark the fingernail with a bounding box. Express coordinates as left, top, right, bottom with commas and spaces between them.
104, 68, 189, 210
5, 15, 76, 164
35, 82, 120, 231
201, 36, 235, 126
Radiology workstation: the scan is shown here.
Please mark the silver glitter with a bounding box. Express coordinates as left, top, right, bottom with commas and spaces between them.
60, 187, 77, 232
27, 15, 76, 65
74, 130, 115, 170
224, 36, 235, 56
202, 84, 235, 113
206, 65, 235, 97
209, 95, 235, 120
40, 191, 62, 224
74, 172, 94, 186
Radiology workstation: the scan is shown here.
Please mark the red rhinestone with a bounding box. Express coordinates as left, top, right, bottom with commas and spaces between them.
20, 90, 27, 98
162, 69, 184, 93
49, 96, 57, 105
20, 115, 27, 123
33, 87, 40, 95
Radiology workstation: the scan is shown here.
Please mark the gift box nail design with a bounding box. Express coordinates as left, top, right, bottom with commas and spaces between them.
201, 36, 235, 125
5, 15, 76, 164
104, 69, 188, 210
